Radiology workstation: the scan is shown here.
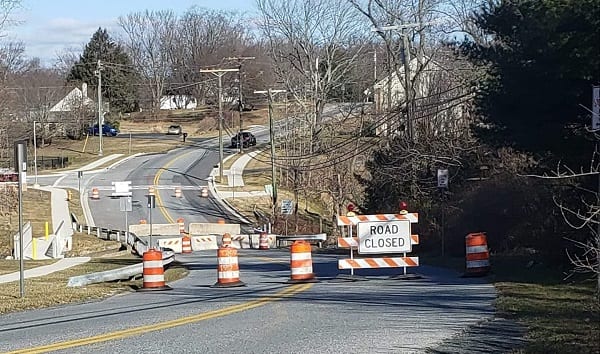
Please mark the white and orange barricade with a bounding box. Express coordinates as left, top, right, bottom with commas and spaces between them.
177, 217, 185, 233
259, 232, 269, 250
336, 213, 420, 277
465, 232, 490, 276
91, 187, 100, 200
181, 233, 192, 254
212, 246, 245, 287
158, 238, 182, 253
288, 240, 317, 283
221, 232, 232, 247
138, 249, 171, 291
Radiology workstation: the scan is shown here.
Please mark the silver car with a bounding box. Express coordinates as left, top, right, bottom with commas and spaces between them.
167, 125, 182, 135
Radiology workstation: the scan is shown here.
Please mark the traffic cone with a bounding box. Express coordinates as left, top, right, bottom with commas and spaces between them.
259, 232, 269, 250
182, 233, 192, 254
221, 233, 232, 247
288, 240, 318, 283
138, 249, 172, 291
91, 187, 99, 200
177, 217, 185, 233
211, 245, 245, 288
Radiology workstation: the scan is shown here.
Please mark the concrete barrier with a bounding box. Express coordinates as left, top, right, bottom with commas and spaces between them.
158, 237, 183, 253
129, 223, 180, 237
189, 223, 240, 236
191, 235, 219, 251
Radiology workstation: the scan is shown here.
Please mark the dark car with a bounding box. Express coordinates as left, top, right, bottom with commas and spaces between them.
88, 123, 119, 137
230, 131, 256, 148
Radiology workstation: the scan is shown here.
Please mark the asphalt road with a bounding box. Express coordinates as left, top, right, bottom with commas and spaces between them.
0, 250, 514, 354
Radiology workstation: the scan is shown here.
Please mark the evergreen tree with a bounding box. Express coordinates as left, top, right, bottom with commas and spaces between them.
460, 0, 600, 166
68, 27, 138, 113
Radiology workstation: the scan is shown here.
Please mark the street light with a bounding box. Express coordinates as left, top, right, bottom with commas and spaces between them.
33, 121, 38, 187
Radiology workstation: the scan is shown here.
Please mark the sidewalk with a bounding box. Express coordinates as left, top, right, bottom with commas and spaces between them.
0, 257, 91, 284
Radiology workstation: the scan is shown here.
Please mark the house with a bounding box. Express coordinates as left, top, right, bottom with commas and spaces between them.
368, 56, 471, 136
160, 95, 197, 110
49, 83, 95, 112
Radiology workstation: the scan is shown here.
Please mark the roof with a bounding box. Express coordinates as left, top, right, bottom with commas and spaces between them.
49, 87, 95, 112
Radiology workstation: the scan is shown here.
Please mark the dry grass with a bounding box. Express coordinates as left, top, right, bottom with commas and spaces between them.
0, 255, 188, 314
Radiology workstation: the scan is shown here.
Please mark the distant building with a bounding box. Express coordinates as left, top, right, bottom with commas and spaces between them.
49, 83, 95, 112
160, 95, 197, 110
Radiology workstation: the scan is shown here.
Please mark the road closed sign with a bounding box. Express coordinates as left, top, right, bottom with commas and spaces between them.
357, 220, 412, 254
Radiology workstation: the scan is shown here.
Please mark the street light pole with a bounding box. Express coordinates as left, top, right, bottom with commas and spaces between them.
95, 60, 103, 156
200, 68, 239, 182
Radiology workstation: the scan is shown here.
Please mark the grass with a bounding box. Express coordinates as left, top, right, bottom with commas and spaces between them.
423, 253, 600, 353
0, 254, 188, 314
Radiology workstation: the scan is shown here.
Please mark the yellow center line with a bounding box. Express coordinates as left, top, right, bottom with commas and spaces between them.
5, 283, 313, 354
152, 152, 193, 224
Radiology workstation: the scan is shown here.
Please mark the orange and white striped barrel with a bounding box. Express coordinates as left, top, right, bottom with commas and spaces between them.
259, 232, 269, 250
212, 246, 245, 287
175, 186, 182, 198
177, 217, 185, 233
289, 240, 316, 283
139, 219, 147, 224
91, 187, 99, 200
201, 187, 209, 197
465, 232, 490, 276
181, 234, 192, 254
148, 186, 155, 196
217, 218, 225, 224
221, 232, 232, 246
139, 249, 171, 291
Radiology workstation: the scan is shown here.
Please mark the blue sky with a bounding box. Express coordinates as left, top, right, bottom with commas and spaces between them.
8, 0, 256, 65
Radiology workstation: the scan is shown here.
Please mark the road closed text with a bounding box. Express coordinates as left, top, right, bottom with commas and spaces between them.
363, 236, 405, 249
358, 220, 412, 254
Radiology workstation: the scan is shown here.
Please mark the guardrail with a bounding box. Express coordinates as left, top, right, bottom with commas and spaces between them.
276, 233, 327, 247
67, 250, 174, 287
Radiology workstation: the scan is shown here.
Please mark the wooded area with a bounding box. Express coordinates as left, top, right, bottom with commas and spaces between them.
0, 0, 598, 294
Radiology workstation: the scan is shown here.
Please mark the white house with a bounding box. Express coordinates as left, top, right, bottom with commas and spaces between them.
49, 83, 95, 112
160, 95, 198, 110
368, 56, 471, 136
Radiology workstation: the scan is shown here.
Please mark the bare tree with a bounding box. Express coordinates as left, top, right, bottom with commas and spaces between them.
118, 10, 178, 111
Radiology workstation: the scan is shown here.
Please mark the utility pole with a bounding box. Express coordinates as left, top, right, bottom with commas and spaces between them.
200, 68, 239, 182
224, 57, 255, 153
94, 60, 103, 156
254, 89, 286, 212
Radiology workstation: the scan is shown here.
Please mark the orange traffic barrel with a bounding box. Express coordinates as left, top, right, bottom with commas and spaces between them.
221, 233, 232, 247
139, 219, 147, 224
182, 233, 192, 254
91, 187, 99, 200
288, 240, 317, 283
148, 186, 155, 196
464, 232, 491, 277
138, 249, 171, 291
177, 217, 185, 233
175, 186, 182, 198
217, 218, 225, 224
259, 232, 269, 250
211, 246, 245, 288
201, 187, 209, 197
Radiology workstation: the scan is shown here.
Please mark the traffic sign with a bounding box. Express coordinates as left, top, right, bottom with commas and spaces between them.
281, 199, 293, 214
357, 220, 412, 254
112, 181, 132, 196
437, 169, 448, 188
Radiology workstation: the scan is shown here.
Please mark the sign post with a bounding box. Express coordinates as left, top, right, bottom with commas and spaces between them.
437, 169, 449, 256
592, 85, 599, 130
14, 140, 27, 298
112, 181, 132, 243
147, 194, 156, 249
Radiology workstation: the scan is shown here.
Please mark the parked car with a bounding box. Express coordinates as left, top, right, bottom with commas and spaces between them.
167, 125, 182, 135
230, 131, 256, 148
88, 124, 119, 137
